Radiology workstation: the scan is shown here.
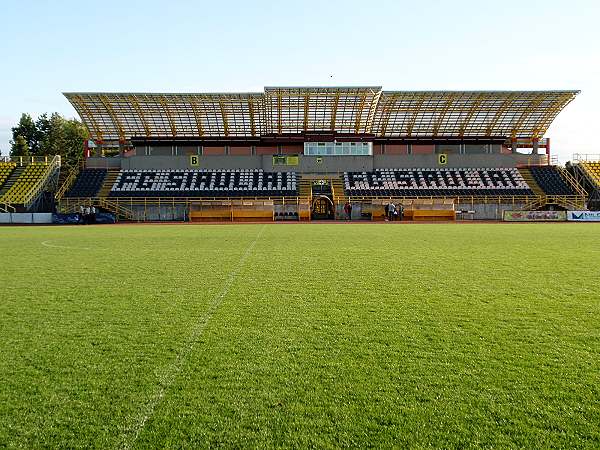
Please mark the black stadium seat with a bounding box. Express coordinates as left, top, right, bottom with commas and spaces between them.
343, 168, 534, 197
529, 167, 574, 195
108, 169, 298, 198
65, 169, 107, 197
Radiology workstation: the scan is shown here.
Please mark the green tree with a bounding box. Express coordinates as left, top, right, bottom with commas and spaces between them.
60, 117, 89, 168
35, 114, 50, 151
9, 112, 89, 167
39, 113, 66, 157
11, 114, 38, 153
10, 135, 30, 157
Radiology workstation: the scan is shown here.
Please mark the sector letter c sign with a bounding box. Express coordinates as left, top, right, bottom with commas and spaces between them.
190, 155, 199, 167
438, 154, 448, 165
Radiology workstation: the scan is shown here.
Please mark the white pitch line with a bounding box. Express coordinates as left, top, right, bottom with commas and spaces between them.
41, 240, 92, 251
122, 224, 266, 449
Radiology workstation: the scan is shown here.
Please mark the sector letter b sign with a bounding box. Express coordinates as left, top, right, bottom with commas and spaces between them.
190, 155, 199, 167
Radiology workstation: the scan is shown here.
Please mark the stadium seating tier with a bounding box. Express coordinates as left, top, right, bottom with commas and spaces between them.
0, 162, 16, 189
0, 163, 48, 204
108, 169, 298, 197
529, 166, 574, 196
580, 162, 600, 187
343, 168, 534, 197
65, 169, 107, 198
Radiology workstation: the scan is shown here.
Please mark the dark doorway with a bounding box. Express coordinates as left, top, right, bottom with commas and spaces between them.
311, 195, 334, 220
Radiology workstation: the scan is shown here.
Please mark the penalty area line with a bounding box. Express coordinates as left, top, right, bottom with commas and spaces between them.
121, 224, 266, 449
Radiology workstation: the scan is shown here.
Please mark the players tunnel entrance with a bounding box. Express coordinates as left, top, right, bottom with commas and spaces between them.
311, 195, 334, 220
310, 179, 335, 220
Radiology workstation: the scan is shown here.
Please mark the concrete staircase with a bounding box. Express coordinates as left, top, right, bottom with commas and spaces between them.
330, 176, 347, 202
298, 176, 312, 199
296, 176, 313, 221
0, 166, 25, 199
97, 169, 119, 197
518, 168, 545, 196
519, 167, 586, 211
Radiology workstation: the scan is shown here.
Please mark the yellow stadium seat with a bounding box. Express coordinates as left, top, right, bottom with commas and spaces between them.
0, 161, 50, 204
0, 162, 17, 187
581, 162, 600, 187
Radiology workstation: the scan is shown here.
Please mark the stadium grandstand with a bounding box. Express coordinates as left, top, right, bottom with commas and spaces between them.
3, 86, 597, 221
0, 156, 60, 214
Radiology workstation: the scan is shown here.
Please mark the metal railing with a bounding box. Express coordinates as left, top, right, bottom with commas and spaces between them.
573, 154, 600, 163
0, 155, 56, 166
55, 164, 80, 200
61, 195, 304, 206
22, 156, 61, 210
556, 166, 587, 198
342, 194, 586, 208
0, 202, 16, 213
0, 156, 61, 211
60, 195, 312, 222
58, 197, 136, 222
98, 198, 136, 221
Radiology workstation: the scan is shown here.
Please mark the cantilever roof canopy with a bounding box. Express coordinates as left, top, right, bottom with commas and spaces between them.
64, 88, 579, 143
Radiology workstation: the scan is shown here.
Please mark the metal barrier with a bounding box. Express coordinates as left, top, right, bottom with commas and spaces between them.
573, 154, 600, 163
0, 155, 56, 166
59, 195, 307, 222
0, 202, 16, 213
55, 164, 81, 200
342, 194, 586, 214
22, 156, 61, 210
556, 166, 587, 198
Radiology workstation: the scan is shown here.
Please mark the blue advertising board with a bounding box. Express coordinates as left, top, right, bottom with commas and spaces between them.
567, 211, 600, 222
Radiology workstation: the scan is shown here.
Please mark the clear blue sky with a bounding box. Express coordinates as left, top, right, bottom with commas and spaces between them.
1, 0, 599, 161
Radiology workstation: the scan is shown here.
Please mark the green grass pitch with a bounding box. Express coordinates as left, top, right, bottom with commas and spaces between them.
1, 223, 599, 448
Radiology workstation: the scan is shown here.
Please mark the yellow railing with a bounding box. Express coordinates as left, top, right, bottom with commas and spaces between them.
0, 202, 16, 213
341, 194, 585, 208
0, 155, 61, 209
55, 164, 80, 200
62, 195, 302, 207
0, 155, 56, 166
58, 192, 586, 222
556, 166, 587, 198
22, 156, 61, 209
64, 194, 585, 209
60, 195, 311, 222
98, 198, 136, 221
58, 197, 136, 222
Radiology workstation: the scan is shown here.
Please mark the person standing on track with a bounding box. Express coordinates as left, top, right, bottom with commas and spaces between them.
344, 201, 352, 221
388, 202, 396, 221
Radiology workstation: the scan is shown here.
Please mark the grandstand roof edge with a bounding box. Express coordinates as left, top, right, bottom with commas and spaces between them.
63, 88, 581, 142
63, 92, 265, 97
63, 89, 581, 96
